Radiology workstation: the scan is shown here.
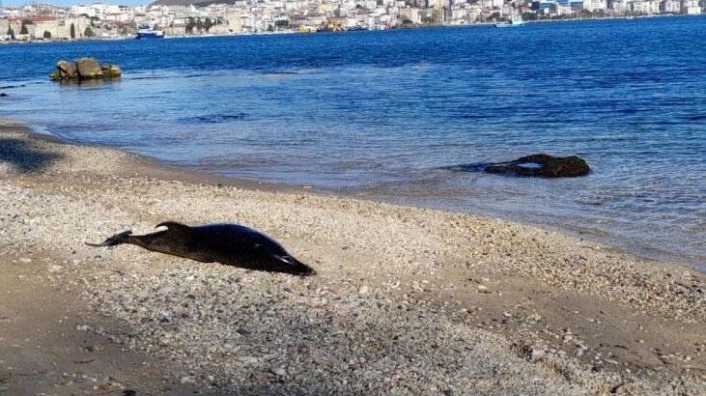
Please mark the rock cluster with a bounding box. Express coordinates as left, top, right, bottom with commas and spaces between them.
50, 58, 121, 82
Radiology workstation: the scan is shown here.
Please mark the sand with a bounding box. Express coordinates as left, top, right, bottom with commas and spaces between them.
0, 118, 704, 395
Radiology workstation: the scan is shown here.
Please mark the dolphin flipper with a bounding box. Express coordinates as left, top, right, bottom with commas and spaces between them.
86, 230, 133, 247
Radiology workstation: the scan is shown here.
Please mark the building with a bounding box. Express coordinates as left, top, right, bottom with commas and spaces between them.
399, 6, 422, 22
609, 0, 628, 13
682, 0, 702, 13
5, 15, 90, 40
582, 0, 608, 11
660, 0, 680, 13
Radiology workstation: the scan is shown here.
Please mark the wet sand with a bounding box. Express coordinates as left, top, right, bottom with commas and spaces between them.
0, 118, 704, 394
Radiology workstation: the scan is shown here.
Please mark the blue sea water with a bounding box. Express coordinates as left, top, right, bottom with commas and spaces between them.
1, 17, 705, 269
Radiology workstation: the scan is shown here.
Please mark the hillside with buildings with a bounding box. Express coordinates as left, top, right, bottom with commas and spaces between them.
148, 0, 229, 7
1, 0, 704, 41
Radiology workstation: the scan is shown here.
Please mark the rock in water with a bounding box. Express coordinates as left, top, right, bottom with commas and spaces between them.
100, 64, 122, 78
57, 60, 77, 79
76, 57, 103, 79
51, 58, 121, 82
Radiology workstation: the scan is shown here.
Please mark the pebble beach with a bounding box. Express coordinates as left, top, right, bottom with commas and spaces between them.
0, 118, 705, 394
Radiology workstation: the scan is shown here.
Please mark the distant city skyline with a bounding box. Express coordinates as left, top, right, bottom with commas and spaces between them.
2, 0, 147, 8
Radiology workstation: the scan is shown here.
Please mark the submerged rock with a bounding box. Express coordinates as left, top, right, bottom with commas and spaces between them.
50, 58, 121, 82
444, 153, 590, 178
101, 64, 122, 78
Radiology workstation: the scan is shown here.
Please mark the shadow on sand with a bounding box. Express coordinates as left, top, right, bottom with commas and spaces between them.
0, 137, 64, 173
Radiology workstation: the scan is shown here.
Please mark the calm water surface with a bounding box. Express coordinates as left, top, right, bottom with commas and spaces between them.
1, 17, 705, 268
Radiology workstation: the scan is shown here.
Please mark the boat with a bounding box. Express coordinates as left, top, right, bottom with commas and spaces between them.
136, 25, 164, 39
495, 14, 525, 27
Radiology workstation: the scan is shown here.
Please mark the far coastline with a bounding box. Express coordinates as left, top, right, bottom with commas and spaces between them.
0, 4, 704, 44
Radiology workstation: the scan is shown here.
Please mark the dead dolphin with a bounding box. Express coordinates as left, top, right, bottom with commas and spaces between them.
87, 221, 315, 276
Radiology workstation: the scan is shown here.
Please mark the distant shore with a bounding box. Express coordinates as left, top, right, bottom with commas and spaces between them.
1, 117, 704, 393
0, 13, 697, 45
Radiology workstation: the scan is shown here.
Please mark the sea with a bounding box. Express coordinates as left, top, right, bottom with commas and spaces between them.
1, 16, 704, 269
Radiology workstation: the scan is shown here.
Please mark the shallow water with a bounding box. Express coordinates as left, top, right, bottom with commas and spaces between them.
1, 17, 704, 268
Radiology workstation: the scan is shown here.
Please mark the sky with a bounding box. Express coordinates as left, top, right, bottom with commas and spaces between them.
2, 0, 149, 7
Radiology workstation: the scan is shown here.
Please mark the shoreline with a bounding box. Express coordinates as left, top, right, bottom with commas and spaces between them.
20, 119, 704, 273
1, 117, 705, 393
348, 186, 706, 273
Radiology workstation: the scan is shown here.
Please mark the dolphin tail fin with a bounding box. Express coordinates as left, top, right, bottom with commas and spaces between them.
85, 230, 133, 247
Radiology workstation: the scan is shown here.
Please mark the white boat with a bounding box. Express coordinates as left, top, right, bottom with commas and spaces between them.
136, 25, 164, 39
